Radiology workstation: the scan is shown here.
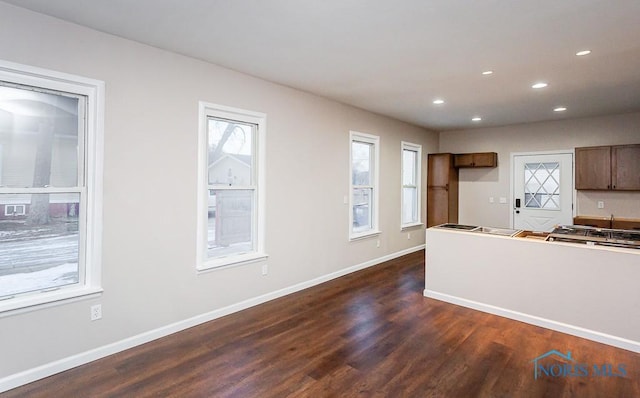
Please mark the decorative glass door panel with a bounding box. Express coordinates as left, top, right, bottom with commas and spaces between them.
513, 154, 573, 231
524, 162, 560, 210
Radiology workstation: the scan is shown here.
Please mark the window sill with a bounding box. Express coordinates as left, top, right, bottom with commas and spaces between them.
0, 286, 103, 318
401, 222, 424, 231
197, 252, 269, 273
349, 230, 381, 242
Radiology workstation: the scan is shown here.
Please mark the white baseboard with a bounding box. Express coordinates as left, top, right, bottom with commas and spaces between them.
0, 245, 425, 393
424, 289, 640, 353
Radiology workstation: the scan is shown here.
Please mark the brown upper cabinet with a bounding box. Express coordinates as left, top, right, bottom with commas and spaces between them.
575, 144, 640, 190
612, 145, 640, 190
453, 152, 497, 168
575, 146, 611, 190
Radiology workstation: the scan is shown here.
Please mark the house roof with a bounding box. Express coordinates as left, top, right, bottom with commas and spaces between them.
208, 153, 251, 170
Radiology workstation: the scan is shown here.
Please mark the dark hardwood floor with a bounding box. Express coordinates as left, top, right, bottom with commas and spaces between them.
4, 250, 640, 397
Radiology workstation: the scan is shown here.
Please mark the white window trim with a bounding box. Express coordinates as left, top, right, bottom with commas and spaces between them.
349, 131, 380, 241
0, 60, 104, 316
4, 204, 26, 216
197, 102, 267, 271
401, 141, 423, 230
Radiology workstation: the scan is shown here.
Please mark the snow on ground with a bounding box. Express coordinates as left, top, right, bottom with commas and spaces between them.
0, 223, 79, 296
0, 262, 78, 297
0, 233, 78, 271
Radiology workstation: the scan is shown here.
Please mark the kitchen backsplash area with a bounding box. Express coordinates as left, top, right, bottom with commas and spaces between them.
577, 190, 640, 219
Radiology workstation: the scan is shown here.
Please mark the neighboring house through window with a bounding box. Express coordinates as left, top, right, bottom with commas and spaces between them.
197, 102, 266, 270
4, 204, 26, 216
350, 131, 380, 240
401, 141, 422, 228
0, 60, 104, 313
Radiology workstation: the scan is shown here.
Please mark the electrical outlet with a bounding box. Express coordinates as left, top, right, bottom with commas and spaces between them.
489, 197, 495, 204
376, 240, 380, 248
90, 304, 102, 321
597, 201, 604, 209
261, 263, 268, 275
407, 232, 411, 240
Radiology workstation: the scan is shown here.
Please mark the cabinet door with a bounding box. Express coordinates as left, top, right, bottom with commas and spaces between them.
453, 152, 497, 167
453, 153, 474, 167
472, 152, 497, 167
612, 144, 640, 190
427, 187, 450, 227
575, 146, 611, 190
427, 153, 458, 227
428, 154, 452, 186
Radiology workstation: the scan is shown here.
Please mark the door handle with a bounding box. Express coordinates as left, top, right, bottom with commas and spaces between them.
515, 198, 521, 208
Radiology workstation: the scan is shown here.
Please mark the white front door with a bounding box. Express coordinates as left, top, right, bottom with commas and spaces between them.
513, 152, 573, 231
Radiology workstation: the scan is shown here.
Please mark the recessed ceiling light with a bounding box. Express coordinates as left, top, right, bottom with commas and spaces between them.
532, 82, 548, 89
482, 70, 493, 75
554, 107, 567, 112
433, 99, 445, 105
576, 50, 591, 56
472, 117, 482, 122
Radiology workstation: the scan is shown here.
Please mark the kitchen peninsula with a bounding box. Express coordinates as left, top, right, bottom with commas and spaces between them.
424, 224, 640, 353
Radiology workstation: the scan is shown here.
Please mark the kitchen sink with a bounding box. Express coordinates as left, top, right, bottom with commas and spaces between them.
434, 223, 480, 231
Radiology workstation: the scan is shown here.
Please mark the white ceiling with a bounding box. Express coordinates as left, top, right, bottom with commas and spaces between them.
5, 0, 640, 131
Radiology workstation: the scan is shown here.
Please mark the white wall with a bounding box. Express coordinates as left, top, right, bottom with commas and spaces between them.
440, 113, 640, 228
425, 228, 640, 352
0, 3, 438, 386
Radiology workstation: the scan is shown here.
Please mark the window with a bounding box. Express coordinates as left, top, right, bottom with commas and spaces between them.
197, 102, 266, 270
350, 131, 380, 240
524, 162, 560, 209
401, 142, 422, 228
4, 204, 26, 216
0, 60, 104, 313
